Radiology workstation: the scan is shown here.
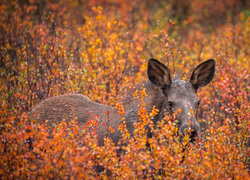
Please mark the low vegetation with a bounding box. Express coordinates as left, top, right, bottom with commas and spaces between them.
0, 0, 249, 179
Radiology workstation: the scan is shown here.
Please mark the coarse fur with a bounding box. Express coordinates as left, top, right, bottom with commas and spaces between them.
31, 94, 121, 145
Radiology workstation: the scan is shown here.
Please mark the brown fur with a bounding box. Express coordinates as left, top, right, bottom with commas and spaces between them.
31, 94, 121, 145
123, 82, 166, 135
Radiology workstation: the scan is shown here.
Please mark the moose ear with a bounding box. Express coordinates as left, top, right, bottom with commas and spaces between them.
190, 59, 215, 90
147, 58, 171, 88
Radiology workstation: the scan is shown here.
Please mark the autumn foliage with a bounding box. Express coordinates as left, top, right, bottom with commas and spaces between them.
0, 0, 249, 179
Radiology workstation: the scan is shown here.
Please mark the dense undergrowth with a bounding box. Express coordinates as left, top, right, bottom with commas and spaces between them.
0, 0, 249, 179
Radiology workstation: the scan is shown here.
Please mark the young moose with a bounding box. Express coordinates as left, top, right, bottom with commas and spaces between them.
31, 58, 215, 145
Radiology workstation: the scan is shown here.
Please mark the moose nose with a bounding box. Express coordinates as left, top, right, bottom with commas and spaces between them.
179, 121, 201, 141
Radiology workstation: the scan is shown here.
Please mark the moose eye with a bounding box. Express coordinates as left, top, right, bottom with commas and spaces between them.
168, 101, 173, 107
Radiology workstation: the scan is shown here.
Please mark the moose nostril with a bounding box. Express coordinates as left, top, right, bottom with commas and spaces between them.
179, 124, 190, 136
189, 130, 198, 142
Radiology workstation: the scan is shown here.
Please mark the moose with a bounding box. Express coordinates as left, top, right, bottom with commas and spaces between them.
31, 58, 215, 145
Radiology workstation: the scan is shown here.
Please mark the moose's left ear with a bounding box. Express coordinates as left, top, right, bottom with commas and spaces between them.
147, 58, 171, 88
190, 59, 215, 90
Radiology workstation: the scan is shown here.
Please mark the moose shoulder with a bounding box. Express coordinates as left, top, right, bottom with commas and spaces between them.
31, 58, 215, 145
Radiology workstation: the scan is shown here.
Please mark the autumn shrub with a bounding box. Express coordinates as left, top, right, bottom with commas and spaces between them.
0, 0, 249, 179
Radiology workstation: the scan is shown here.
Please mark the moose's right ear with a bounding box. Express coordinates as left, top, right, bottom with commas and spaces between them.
190, 59, 215, 90
147, 58, 171, 88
